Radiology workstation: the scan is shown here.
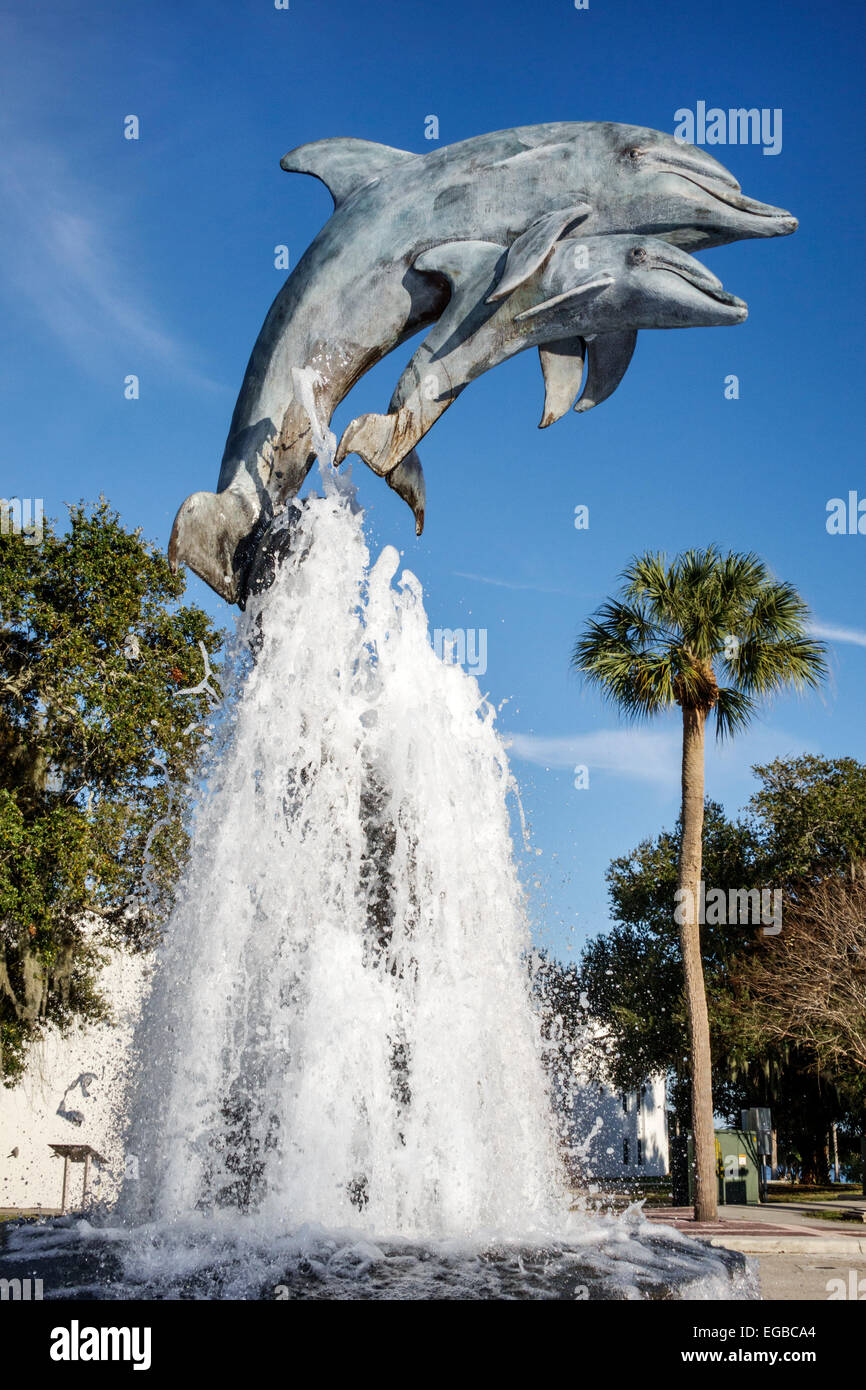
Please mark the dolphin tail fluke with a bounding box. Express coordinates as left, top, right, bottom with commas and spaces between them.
574, 330, 638, 415
386, 449, 426, 536
336, 410, 409, 476
168, 487, 261, 605
336, 415, 426, 534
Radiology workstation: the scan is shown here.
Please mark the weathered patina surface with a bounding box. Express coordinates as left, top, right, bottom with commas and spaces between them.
168, 123, 796, 604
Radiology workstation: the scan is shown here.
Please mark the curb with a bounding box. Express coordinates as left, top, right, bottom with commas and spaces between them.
708, 1236, 866, 1256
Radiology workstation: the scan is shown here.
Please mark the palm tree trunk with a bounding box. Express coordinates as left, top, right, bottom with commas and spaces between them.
677, 704, 718, 1223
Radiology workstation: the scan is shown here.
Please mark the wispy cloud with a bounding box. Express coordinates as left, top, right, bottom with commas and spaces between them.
453, 570, 577, 596
0, 132, 221, 392
506, 729, 681, 784
810, 621, 866, 649
508, 724, 818, 790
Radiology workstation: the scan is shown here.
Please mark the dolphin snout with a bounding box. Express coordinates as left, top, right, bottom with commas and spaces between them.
677, 172, 798, 232
706, 288, 748, 312
644, 245, 748, 319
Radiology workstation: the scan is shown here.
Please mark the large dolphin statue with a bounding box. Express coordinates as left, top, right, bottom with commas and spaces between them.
335, 236, 747, 488
168, 122, 796, 604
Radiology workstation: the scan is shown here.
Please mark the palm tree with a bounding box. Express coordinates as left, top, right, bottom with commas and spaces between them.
572, 548, 827, 1222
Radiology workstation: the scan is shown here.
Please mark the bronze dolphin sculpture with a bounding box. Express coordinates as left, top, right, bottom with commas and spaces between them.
168, 123, 796, 603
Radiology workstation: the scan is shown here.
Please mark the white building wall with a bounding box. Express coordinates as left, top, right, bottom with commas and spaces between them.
0, 943, 151, 1212
569, 1072, 669, 1181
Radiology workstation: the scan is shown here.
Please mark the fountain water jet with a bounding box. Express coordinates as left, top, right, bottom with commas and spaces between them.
125, 462, 565, 1240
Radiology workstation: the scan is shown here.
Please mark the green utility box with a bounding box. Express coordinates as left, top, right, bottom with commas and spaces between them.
687, 1129, 761, 1206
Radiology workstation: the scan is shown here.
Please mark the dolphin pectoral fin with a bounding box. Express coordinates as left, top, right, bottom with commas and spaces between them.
515, 277, 614, 323
336, 411, 406, 476
279, 137, 415, 207
574, 330, 638, 414
168, 488, 262, 606
538, 338, 586, 427
487, 204, 593, 302
386, 449, 426, 536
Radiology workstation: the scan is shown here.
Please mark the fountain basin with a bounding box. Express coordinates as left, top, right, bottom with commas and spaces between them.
1, 1213, 757, 1300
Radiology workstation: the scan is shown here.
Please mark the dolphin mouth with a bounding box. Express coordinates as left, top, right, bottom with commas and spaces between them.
678, 171, 796, 224
664, 168, 797, 228
647, 253, 746, 309
644, 149, 742, 191
643, 152, 797, 229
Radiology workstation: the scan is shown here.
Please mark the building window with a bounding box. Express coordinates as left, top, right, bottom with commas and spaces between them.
637, 1138, 643, 1166
621, 1093, 628, 1113
623, 1138, 630, 1165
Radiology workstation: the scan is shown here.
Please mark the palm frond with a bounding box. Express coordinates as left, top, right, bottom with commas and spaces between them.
726, 636, 827, 695
714, 687, 756, 741
572, 548, 827, 736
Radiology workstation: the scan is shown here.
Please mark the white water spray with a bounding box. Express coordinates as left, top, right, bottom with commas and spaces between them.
123, 465, 567, 1243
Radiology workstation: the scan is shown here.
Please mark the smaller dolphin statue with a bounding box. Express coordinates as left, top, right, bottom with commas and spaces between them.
335, 236, 746, 486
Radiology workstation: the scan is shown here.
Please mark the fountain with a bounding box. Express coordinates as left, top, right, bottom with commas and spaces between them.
1, 119, 793, 1297
0, 461, 755, 1299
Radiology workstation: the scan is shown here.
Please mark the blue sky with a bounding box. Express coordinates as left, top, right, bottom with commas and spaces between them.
2, 0, 864, 960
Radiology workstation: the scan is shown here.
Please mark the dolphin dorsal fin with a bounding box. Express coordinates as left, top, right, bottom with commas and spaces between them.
488, 204, 593, 302
538, 338, 586, 428
280, 138, 416, 207
414, 240, 506, 292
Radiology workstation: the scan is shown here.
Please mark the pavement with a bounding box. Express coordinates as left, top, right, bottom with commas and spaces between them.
645, 1203, 866, 1300
646, 1201, 866, 1250
762, 1198, 866, 1220
755, 1252, 866, 1300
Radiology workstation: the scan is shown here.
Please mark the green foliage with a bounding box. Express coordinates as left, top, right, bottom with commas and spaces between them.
0, 499, 225, 1083
748, 754, 866, 884
573, 757, 866, 1178
579, 801, 758, 1096
571, 546, 827, 736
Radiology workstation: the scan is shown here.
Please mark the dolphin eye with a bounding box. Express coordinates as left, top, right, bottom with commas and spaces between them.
629, 247, 649, 265
625, 147, 644, 163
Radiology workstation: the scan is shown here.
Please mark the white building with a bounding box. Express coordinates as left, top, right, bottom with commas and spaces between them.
568, 1071, 670, 1180
0, 940, 151, 1213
